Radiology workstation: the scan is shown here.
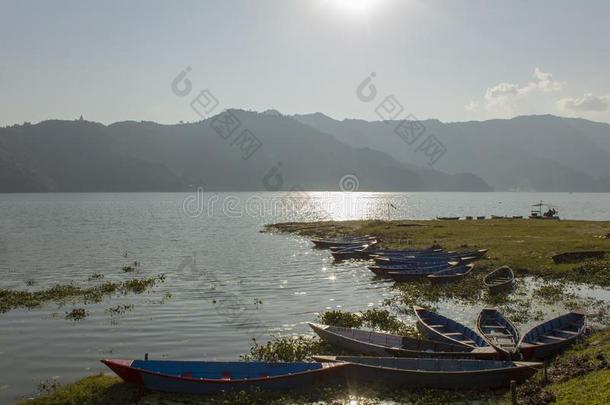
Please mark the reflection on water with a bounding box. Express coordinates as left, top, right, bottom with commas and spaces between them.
0, 192, 609, 402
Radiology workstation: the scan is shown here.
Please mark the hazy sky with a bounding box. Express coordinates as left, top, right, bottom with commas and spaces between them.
1, 0, 609, 125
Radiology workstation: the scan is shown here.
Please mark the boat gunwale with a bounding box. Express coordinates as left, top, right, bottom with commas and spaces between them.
312, 356, 543, 375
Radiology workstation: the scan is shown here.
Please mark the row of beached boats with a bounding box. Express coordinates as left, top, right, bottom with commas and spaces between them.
101, 306, 584, 395
309, 306, 586, 362
313, 234, 513, 288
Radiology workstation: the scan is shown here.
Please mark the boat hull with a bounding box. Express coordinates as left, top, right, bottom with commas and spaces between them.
308, 323, 498, 359
102, 359, 347, 394
313, 356, 541, 389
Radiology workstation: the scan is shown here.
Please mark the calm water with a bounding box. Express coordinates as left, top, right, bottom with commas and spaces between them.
1, 192, 610, 402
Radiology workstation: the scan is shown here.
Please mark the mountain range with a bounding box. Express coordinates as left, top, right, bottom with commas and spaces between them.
0, 111, 608, 192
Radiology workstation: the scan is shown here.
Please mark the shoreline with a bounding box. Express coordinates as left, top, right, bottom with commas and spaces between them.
18, 219, 610, 404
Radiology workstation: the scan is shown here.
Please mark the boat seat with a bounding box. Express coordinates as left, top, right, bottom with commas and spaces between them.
429, 324, 445, 328
556, 329, 578, 335
484, 325, 508, 329
445, 332, 464, 336
542, 334, 565, 341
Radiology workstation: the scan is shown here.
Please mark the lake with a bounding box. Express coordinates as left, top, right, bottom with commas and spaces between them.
1, 191, 610, 402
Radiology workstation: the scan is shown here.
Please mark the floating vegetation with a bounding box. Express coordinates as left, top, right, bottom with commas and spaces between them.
0, 274, 165, 314
319, 308, 417, 336
87, 273, 104, 281
533, 281, 577, 305
106, 304, 134, 316
121, 261, 141, 273
65, 308, 88, 321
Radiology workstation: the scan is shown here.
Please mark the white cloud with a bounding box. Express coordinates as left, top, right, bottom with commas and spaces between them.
519, 67, 564, 94
485, 83, 519, 100
468, 68, 564, 115
557, 93, 610, 113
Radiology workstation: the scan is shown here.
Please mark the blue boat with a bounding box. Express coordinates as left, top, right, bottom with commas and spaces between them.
101, 359, 347, 394
518, 311, 586, 360
476, 308, 520, 357
311, 235, 376, 249
369, 262, 455, 277
387, 266, 456, 281
427, 264, 474, 284
413, 306, 490, 349
377, 248, 487, 259
374, 254, 483, 266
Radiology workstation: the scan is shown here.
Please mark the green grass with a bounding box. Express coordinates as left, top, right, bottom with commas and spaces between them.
18, 375, 142, 405
267, 219, 610, 285
550, 369, 610, 405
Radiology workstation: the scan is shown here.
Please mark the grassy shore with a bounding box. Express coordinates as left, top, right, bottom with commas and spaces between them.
267, 219, 610, 285
18, 219, 610, 404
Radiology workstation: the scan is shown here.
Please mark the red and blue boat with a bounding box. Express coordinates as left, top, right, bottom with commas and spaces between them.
101, 359, 347, 394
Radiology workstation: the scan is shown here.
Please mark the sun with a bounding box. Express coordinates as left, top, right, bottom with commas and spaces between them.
329, 0, 383, 14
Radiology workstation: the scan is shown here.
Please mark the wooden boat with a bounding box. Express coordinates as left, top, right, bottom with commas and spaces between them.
436, 216, 460, 220
491, 215, 505, 219
329, 242, 378, 253
477, 216, 486, 220
331, 244, 377, 261
512, 216, 523, 219
311, 356, 542, 389
413, 306, 489, 349
101, 359, 347, 394
377, 249, 488, 261
369, 262, 455, 277
552, 250, 606, 264
387, 266, 457, 282
476, 308, 520, 357
484, 266, 515, 294
518, 311, 586, 360
372, 248, 446, 259
308, 323, 498, 359
427, 264, 474, 284
311, 235, 375, 249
